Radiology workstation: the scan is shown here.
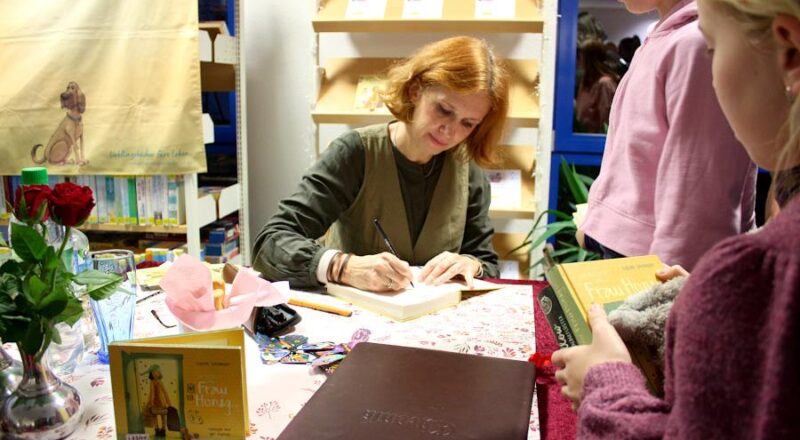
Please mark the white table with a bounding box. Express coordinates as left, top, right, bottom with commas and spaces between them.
8, 283, 540, 439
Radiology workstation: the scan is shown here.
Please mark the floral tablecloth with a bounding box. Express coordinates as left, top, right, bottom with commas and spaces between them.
5, 283, 538, 440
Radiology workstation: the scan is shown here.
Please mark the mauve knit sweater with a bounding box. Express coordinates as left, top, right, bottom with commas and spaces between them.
578, 195, 800, 439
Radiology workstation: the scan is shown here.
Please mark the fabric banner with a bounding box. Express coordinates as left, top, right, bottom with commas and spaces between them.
0, 0, 206, 175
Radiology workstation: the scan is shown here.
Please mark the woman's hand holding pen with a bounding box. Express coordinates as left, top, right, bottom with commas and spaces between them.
419, 251, 482, 289
340, 252, 414, 292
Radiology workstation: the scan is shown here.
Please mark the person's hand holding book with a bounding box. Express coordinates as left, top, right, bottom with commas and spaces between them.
552, 304, 632, 410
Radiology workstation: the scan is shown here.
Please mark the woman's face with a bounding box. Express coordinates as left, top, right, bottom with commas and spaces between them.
406, 85, 490, 160
697, 0, 789, 170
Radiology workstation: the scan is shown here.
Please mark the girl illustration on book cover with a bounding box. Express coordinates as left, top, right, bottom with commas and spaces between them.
142, 364, 172, 437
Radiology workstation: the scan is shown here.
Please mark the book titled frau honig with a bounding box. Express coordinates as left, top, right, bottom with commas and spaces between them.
108, 328, 249, 439
540, 255, 664, 392
278, 342, 536, 440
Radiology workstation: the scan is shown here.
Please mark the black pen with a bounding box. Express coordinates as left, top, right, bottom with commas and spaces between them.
372, 217, 415, 288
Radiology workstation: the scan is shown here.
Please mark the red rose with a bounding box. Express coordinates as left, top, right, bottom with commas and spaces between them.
48, 182, 95, 227
13, 184, 52, 223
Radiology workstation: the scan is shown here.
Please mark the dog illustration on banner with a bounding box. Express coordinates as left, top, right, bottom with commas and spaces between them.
31, 81, 88, 166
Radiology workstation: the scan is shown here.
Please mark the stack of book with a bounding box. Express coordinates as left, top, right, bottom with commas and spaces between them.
203, 220, 239, 263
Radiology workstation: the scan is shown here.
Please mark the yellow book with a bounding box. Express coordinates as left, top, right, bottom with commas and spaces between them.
353, 75, 387, 112
542, 255, 663, 393
108, 328, 249, 439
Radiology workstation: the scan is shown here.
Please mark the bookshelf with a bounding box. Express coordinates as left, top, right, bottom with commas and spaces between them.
312, 0, 557, 278
313, 0, 544, 33
187, 0, 249, 264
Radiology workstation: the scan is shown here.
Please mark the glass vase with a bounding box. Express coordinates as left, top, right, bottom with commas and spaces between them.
0, 345, 83, 439
0, 347, 22, 406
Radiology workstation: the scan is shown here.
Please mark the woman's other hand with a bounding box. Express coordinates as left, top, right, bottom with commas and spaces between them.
340, 252, 413, 292
656, 264, 689, 282
419, 251, 482, 288
552, 304, 632, 410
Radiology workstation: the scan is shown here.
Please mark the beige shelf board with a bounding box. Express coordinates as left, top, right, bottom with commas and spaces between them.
80, 223, 188, 234
489, 206, 535, 219
493, 232, 531, 279
313, 58, 539, 127
314, 0, 543, 33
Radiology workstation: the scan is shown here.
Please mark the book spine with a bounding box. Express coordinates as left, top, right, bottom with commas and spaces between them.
538, 286, 579, 348
136, 177, 149, 226
127, 177, 138, 225
547, 266, 592, 345
106, 176, 118, 224
96, 176, 108, 224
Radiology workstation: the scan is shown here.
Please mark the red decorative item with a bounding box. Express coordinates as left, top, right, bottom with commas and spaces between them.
528, 352, 552, 368
48, 182, 95, 227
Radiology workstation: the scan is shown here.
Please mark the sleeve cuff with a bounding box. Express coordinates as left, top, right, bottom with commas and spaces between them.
316, 248, 341, 284
583, 361, 645, 397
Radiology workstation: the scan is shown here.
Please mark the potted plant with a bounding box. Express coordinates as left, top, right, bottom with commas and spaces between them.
514, 158, 600, 278
0, 179, 121, 439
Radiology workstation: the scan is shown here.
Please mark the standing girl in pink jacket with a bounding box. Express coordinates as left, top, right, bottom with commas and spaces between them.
554, 0, 800, 437
578, 0, 757, 271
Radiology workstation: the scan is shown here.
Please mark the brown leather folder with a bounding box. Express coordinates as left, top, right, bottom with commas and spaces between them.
278, 342, 536, 440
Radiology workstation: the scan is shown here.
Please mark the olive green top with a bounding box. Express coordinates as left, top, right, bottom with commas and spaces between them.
253, 122, 499, 288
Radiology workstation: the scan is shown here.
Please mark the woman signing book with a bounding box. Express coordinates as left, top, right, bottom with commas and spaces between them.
252, 36, 508, 292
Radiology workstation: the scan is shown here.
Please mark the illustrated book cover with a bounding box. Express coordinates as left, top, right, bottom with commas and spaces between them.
326, 269, 500, 321
540, 254, 664, 392
277, 342, 536, 440
108, 328, 249, 439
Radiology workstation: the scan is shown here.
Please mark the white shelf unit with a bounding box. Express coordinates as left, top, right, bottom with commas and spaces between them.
185, 0, 250, 265
311, 0, 557, 279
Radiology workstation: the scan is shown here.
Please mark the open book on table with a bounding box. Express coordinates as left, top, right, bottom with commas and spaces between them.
326, 268, 500, 321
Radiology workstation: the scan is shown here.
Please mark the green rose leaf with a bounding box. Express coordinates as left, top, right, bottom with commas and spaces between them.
42, 246, 60, 272
9, 223, 47, 262
38, 291, 69, 319
0, 315, 30, 343
74, 270, 123, 301
0, 273, 21, 299
23, 274, 48, 305
56, 297, 84, 327
0, 260, 23, 277
44, 321, 62, 345
20, 318, 44, 355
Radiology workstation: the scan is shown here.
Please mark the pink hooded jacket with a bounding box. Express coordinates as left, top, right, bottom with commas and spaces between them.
581, 0, 757, 270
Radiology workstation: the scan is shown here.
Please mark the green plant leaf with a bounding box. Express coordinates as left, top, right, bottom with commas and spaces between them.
0, 273, 21, 300
0, 260, 23, 277
23, 274, 48, 306
43, 321, 62, 345
0, 315, 30, 343
38, 289, 69, 319
10, 223, 47, 262
20, 317, 44, 355
0, 231, 5, 247
561, 158, 589, 204
528, 220, 576, 251
578, 174, 595, 187
75, 269, 123, 301
56, 297, 84, 327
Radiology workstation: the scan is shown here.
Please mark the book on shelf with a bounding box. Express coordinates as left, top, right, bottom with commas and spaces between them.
108, 328, 249, 439
540, 254, 664, 393
353, 75, 387, 112
326, 268, 500, 321
277, 342, 536, 440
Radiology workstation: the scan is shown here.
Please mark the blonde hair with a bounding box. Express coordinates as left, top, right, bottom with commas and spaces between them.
706, 0, 800, 201
380, 36, 509, 167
